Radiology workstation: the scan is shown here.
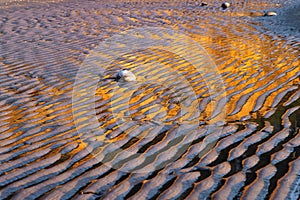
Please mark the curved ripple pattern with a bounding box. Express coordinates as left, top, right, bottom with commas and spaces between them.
0, 0, 299, 199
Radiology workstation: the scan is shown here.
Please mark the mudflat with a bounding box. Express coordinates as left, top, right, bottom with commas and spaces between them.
0, 0, 299, 199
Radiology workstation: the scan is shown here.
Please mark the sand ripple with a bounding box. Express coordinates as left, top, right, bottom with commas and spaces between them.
0, 0, 299, 199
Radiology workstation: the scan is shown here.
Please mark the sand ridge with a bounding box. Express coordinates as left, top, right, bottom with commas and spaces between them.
0, 0, 299, 199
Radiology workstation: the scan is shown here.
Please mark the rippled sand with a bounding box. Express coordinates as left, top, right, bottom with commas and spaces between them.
0, 0, 299, 199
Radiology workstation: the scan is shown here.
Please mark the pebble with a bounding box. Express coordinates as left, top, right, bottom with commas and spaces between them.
221, 2, 230, 9
264, 11, 277, 16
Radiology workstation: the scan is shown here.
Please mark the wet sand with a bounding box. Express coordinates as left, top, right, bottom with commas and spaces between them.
255, 0, 300, 42
0, 0, 299, 199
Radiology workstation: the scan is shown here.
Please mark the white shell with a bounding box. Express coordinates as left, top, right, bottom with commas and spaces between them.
265, 11, 277, 16
117, 70, 137, 82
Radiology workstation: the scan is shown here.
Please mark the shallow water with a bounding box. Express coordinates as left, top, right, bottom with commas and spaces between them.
0, 0, 299, 199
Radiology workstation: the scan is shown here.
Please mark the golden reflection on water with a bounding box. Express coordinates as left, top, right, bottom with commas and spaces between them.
0, 1, 299, 197
91, 23, 299, 131
186, 22, 299, 119
2, 0, 298, 150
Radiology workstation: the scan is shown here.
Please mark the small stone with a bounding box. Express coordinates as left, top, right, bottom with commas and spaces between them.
201, 2, 208, 6
264, 11, 277, 16
221, 2, 230, 9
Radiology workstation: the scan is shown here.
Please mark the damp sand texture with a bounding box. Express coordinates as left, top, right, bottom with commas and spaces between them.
0, 0, 300, 199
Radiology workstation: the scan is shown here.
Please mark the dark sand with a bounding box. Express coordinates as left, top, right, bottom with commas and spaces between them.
256, 0, 300, 42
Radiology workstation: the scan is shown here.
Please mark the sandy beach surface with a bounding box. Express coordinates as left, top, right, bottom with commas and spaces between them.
0, 0, 299, 199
